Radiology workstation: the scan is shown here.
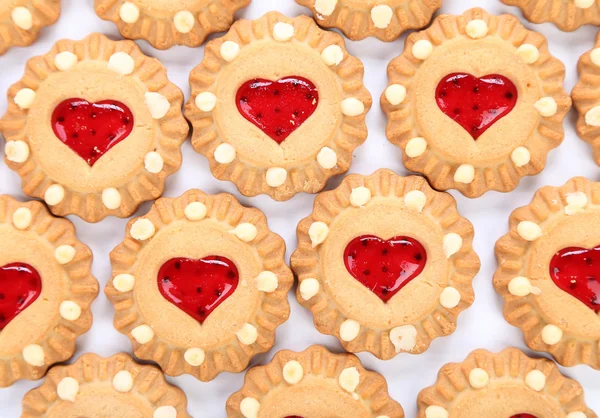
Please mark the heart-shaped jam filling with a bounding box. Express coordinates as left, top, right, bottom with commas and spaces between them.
52, 98, 134, 166
236, 76, 318, 144
549, 246, 600, 312
343, 235, 427, 302
157, 257, 239, 324
0, 263, 42, 330
435, 73, 517, 139
511, 415, 537, 418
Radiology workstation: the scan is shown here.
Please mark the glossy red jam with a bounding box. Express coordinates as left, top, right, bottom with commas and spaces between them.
157, 257, 239, 323
549, 246, 600, 312
52, 98, 134, 166
343, 235, 426, 302
511, 414, 537, 418
236, 76, 318, 143
435, 73, 517, 139
0, 263, 42, 330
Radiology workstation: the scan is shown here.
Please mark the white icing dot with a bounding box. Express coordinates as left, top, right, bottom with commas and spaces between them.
54, 52, 78, 71
14, 88, 36, 110
130, 218, 156, 241
517, 221, 542, 241
517, 44, 540, 64
338, 367, 360, 393
575, 0, 595, 8
389, 325, 417, 352
525, 370, 546, 391
350, 187, 371, 207
266, 167, 287, 187
231, 223, 257, 242
317, 147, 337, 169
12, 207, 32, 230
299, 278, 320, 300
469, 368, 489, 389
282, 360, 304, 384
385, 84, 407, 106
585, 105, 600, 126
131, 324, 154, 344
154, 406, 177, 418
255, 271, 278, 293
466, 19, 488, 39
321, 45, 344, 66
542, 324, 563, 345
145, 92, 170, 119
308, 221, 329, 247
119, 2, 140, 23
591, 48, 600, 66
405, 137, 427, 158
425, 406, 449, 418
565, 192, 589, 215
443, 233, 463, 258
440, 286, 461, 308
5, 140, 30, 163
508, 276, 541, 297
567, 412, 588, 418
454, 164, 475, 184
534, 97, 558, 117
57, 377, 79, 402
144, 151, 164, 173
341, 98, 365, 117
195, 92, 217, 112
173, 10, 195, 33
184, 347, 205, 366
22, 344, 44, 367
45, 184, 65, 206
511, 147, 531, 167
12, 7, 33, 30
220, 41, 240, 62
112, 370, 134, 393
371, 5, 393, 29
107, 52, 135, 75
55, 245, 76, 265
404, 190, 426, 212
240, 397, 260, 418
102, 187, 122, 210
273, 22, 294, 41
412, 40, 433, 60
340, 319, 360, 342
236, 323, 258, 345
315, 0, 338, 16
113, 274, 135, 292
59, 301, 81, 321
184, 202, 207, 221
214, 143, 236, 164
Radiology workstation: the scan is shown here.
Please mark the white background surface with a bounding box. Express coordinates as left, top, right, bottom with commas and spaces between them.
0, 0, 599, 416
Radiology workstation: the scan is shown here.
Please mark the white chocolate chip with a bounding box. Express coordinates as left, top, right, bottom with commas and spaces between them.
317, 147, 338, 169
371, 5, 393, 29
282, 360, 304, 384
534, 97, 558, 117
525, 370, 546, 391
108, 52, 135, 75
195, 92, 217, 112
55, 245, 76, 265
145, 92, 170, 119
112, 370, 133, 393
440, 286, 461, 309
57, 377, 79, 402
567, 412, 587, 418
144, 151, 164, 173
308, 221, 329, 247
113, 274, 135, 292
517, 221, 542, 241
12, 207, 32, 230
236, 323, 258, 345
454, 164, 475, 184
389, 325, 417, 352
299, 278, 320, 300
54, 52, 78, 71
404, 190, 426, 212
443, 233, 463, 258
412, 40, 433, 60
341, 98, 365, 117
5, 140, 30, 163
184, 202, 207, 221
102, 188, 122, 210
591, 48, 600, 66
315, 0, 338, 16
214, 143, 236, 164
350, 187, 371, 207
508, 276, 541, 297
266, 167, 287, 187
542, 324, 563, 345
340, 319, 360, 342
119, 2, 140, 23
231, 223, 257, 242
173, 10, 195, 33
385, 84, 407, 106
575, 0, 595, 8
405, 137, 427, 158
11, 7, 32, 30
273, 22, 294, 41
220, 41, 240, 62
22, 344, 44, 367
59, 301, 81, 321
240, 397, 260, 418
338, 367, 360, 393
45, 184, 65, 206
517, 44, 540, 64
321, 45, 344, 66
566, 192, 589, 215
154, 406, 177, 418
255, 271, 278, 293
14, 89, 36, 110
131, 324, 154, 344
466, 19, 488, 39
585, 105, 600, 126
130, 219, 156, 241
425, 406, 449, 418
469, 368, 489, 389
184, 347, 205, 366
511, 147, 531, 167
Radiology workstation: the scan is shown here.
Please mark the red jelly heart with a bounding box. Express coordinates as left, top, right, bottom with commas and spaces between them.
511, 415, 537, 418
343, 235, 427, 303
549, 246, 600, 312
52, 98, 134, 166
236, 76, 319, 144
435, 73, 517, 140
157, 257, 239, 324
0, 263, 42, 330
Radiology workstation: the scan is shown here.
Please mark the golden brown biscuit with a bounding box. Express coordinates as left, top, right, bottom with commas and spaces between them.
503, 0, 600, 32
0, 0, 60, 55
